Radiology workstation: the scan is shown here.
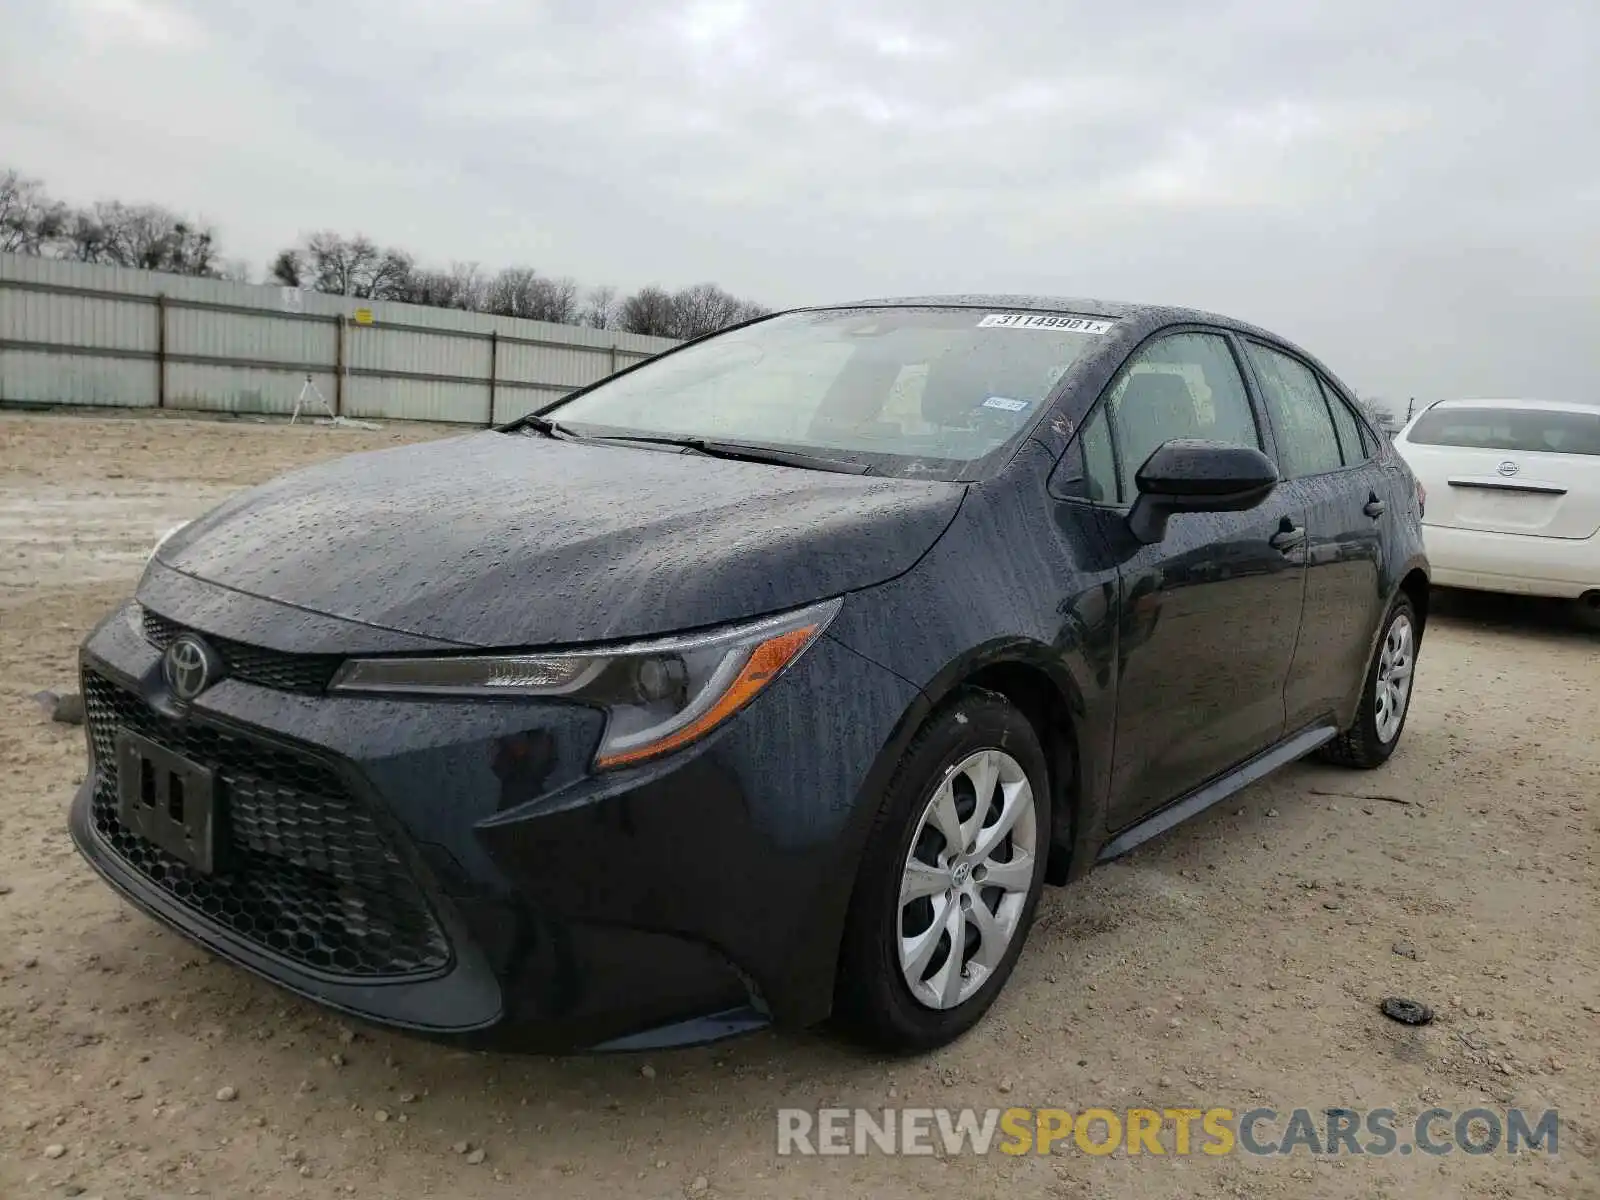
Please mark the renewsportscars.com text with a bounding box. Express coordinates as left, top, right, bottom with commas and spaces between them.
776, 1106, 1559, 1158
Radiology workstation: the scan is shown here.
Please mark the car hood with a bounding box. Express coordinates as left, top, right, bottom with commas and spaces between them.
152, 431, 965, 647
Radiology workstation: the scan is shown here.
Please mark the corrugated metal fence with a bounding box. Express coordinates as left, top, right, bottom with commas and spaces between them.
0, 253, 679, 425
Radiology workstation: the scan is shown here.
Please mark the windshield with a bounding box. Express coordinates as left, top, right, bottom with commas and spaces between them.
1407, 406, 1600, 456
536, 306, 1114, 479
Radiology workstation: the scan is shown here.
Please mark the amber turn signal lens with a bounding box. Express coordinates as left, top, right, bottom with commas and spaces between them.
594, 624, 820, 769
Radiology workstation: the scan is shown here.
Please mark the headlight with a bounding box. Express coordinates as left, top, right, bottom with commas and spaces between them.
329, 597, 843, 770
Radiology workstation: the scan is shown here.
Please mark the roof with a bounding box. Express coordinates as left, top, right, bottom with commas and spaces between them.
835, 293, 1143, 318
830, 293, 1248, 322
820, 293, 1297, 342
806, 293, 1343, 382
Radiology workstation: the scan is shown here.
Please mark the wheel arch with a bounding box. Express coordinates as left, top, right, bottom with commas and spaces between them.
917, 640, 1090, 887
1398, 564, 1430, 635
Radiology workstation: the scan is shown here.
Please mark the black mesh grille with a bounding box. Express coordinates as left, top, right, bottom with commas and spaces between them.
141, 609, 341, 696
83, 671, 451, 979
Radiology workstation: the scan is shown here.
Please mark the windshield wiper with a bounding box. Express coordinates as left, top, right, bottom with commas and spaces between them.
582, 434, 873, 475
509, 413, 579, 439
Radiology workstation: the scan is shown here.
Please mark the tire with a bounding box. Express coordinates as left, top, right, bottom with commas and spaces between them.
1318, 594, 1420, 769
834, 689, 1051, 1054
1573, 598, 1600, 633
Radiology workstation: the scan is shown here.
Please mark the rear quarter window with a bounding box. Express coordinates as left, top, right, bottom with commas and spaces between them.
1321, 382, 1369, 466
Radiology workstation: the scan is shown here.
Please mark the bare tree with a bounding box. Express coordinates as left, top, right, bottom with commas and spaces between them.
0, 168, 67, 255
617, 282, 770, 339
619, 285, 678, 337
55, 201, 221, 275
451, 261, 489, 311
302, 231, 365, 295
59, 208, 115, 263
0, 168, 33, 252
531, 275, 579, 324
397, 261, 487, 310
484, 267, 580, 323
398, 268, 459, 309
668, 282, 758, 339
4, 164, 774, 329
1, 169, 219, 274
296, 232, 414, 299
579, 284, 619, 330
485, 267, 539, 318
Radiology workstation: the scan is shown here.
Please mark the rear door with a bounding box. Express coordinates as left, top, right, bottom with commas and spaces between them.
1397, 405, 1600, 541
1240, 340, 1387, 732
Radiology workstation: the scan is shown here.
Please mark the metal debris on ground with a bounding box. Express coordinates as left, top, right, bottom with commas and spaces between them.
1379, 997, 1434, 1026
1310, 788, 1413, 805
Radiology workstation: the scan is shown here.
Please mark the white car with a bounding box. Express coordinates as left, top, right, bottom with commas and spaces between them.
1394, 398, 1600, 625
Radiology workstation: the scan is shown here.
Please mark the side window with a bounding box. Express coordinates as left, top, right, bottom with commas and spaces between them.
1052, 401, 1119, 503
1246, 344, 1342, 478
1080, 403, 1118, 503
1321, 379, 1369, 466
1106, 332, 1260, 501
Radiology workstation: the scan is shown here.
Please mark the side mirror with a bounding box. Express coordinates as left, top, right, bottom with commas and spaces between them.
1127, 439, 1279, 544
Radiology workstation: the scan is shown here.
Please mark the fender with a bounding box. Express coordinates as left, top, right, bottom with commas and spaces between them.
761, 659, 934, 1026
778, 630, 1108, 1024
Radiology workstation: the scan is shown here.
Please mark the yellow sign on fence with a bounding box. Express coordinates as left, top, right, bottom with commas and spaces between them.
352, 308, 374, 326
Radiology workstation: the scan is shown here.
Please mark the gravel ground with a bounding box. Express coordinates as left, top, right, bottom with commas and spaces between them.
1, 411, 1596, 1199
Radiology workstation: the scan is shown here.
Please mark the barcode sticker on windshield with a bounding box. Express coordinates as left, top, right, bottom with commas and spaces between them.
978, 313, 1114, 334
982, 396, 1031, 412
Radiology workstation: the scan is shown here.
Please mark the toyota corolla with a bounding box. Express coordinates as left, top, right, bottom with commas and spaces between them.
69, 296, 1430, 1054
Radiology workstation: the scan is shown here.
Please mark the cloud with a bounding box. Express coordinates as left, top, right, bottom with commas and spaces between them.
1, 0, 1596, 401
69, 0, 202, 49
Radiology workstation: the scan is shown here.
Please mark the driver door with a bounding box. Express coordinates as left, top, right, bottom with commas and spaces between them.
1080, 331, 1309, 831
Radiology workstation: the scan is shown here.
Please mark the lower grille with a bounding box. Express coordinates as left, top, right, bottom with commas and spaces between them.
141, 608, 341, 696
83, 671, 451, 980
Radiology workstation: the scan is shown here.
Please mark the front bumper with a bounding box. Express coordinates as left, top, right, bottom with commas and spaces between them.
69, 592, 921, 1052
1423, 522, 1599, 599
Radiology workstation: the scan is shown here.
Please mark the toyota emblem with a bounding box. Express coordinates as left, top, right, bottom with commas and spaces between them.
163, 634, 223, 701
1497, 461, 1520, 477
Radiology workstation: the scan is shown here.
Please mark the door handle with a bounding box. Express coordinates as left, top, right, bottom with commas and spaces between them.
1364, 496, 1387, 518
1269, 524, 1306, 553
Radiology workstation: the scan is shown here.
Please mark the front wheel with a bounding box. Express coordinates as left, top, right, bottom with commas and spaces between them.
1318, 594, 1420, 769
833, 690, 1050, 1054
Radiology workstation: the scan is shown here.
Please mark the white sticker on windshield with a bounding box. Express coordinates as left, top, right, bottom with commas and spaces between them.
978, 313, 1114, 334
982, 396, 1031, 412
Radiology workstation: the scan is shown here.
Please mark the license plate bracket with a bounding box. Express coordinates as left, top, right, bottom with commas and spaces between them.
115, 730, 222, 875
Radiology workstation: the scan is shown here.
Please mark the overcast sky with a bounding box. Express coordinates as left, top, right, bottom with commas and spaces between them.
2, 0, 1596, 408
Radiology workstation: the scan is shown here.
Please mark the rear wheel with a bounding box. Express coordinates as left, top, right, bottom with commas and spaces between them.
834, 690, 1050, 1053
1318, 594, 1420, 769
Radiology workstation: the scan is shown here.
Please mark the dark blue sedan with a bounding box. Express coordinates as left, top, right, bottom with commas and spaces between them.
69, 295, 1430, 1054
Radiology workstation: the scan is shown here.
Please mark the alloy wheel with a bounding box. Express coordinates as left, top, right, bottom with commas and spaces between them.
1374, 613, 1415, 744
897, 749, 1038, 1010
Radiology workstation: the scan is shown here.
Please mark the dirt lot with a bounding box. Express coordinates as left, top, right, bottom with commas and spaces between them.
1, 411, 1596, 1199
